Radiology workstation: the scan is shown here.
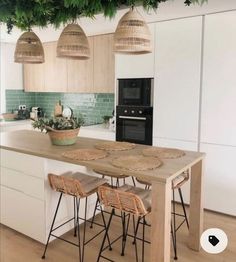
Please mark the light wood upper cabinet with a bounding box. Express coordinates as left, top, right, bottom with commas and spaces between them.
24, 34, 115, 93
24, 63, 44, 92
67, 37, 94, 93
93, 34, 115, 93
44, 42, 67, 92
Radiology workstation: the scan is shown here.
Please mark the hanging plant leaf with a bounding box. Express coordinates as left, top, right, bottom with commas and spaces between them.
0, 0, 208, 33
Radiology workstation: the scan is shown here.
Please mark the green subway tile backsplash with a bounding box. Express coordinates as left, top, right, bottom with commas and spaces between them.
6, 90, 114, 125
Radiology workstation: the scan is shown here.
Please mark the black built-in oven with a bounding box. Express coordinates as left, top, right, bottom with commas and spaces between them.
118, 78, 153, 106
116, 106, 153, 145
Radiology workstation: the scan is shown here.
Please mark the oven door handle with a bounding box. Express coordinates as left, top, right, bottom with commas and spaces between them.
118, 116, 147, 121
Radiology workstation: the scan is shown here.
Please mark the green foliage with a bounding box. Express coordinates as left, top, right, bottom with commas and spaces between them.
32, 115, 84, 132
0, 0, 208, 33
103, 115, 112, 123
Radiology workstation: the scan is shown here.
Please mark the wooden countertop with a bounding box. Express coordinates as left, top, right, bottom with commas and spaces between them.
0, 130, 205, 182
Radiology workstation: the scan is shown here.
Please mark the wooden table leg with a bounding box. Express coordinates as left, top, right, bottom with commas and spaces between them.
150, 180, 172, 262
188, 159, 204, 250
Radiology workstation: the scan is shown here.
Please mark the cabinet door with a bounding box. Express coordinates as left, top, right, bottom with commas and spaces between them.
115, 23, 155, 78
44, 42, 67, 92
67, 37, 94, 93
201, 11, 236, 146
24, 63, 44, 92
153, 17, 202, 142
200, 143, 236, 216
0, 185, 45, 243
93, 34, 115, 93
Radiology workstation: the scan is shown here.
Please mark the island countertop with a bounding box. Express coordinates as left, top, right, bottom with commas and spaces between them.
0, 130, 204, 183
0, 130, 205, 262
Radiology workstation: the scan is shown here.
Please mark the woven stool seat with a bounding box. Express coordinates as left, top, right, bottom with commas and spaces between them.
93, 169, 129, 179
136, 171, 189, 189
48, 172, 108, 198
99, 184, 151, 217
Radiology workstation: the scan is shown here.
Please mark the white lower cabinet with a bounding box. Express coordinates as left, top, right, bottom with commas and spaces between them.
1, 167, 44, 200
0, 185, 45, 242
0, 149, 98, 243
200, 143, 236, 216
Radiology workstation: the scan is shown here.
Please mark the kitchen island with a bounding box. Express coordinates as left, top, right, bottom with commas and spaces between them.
0, 130, 205, 262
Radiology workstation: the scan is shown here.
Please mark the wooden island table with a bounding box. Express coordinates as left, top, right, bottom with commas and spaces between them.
0, 130, 205, 262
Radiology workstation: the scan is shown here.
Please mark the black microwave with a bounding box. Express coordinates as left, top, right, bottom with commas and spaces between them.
118, 78, 153, 106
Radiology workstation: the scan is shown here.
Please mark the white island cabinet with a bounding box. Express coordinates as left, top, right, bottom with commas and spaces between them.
0, 149, 97, 243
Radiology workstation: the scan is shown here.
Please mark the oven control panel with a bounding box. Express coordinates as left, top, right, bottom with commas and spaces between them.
116, 106, 153, 117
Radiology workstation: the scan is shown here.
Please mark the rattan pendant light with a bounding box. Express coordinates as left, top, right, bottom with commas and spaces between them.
14, 31, 44, 64
57, 23, 90, 59
114, 8, 152, 55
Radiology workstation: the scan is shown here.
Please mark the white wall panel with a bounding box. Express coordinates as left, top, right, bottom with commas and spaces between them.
153, 17, 202, 142
115, 24, 155, 78
200, 143, 236, 216
201, 11, 236, 146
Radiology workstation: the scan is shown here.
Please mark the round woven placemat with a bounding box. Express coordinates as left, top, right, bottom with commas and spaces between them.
62, 149, 108, 161
142, 147, 185, 159
112, 155, 162, 171
95, 141, 136, 151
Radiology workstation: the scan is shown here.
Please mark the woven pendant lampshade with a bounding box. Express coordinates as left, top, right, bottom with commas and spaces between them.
14, 31, 44, 63
114, 8, 152, 55
57, 23, 90, 59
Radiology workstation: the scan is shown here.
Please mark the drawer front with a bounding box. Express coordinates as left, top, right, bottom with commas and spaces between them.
0, 185, 45, 243
0, 149, 45, 178
0, 167, 44, 200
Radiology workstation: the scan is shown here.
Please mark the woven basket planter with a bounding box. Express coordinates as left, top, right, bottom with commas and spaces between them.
47, 128, 79, 146
57, 23, 90, 59
14, 31, 44, 64
114, 8, 152, 54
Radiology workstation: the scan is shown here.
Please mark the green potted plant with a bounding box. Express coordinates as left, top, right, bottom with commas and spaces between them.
102, 115, 112, 128
32, 115, 84, 146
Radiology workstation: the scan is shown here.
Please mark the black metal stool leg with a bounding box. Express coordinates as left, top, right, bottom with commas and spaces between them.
98, 196, 113, 251
77, 198, 82, 262
131, 176, 136, 186
97, 208, 115, 262
121, 213, 130, 256
132, 215, 139, 262
133, 216, 141, 244
116, 178, 120, 188
141, 217, 146, 262
74, 196, 77, 237
81, 197, 88, 262
178, 188, 189, 229
42, 192, 63, 259
171, 222, 178, 260
90, 196, 99, 229
172, 189, 178, 260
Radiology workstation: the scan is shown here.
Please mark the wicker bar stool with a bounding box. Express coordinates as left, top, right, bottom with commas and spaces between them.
136, 171, 190, 260
41, 171, 110, 262
97, 184, 151, 262
90, 169, 136, 229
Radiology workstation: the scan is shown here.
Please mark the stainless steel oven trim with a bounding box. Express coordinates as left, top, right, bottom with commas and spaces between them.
118, 116, 147, 120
